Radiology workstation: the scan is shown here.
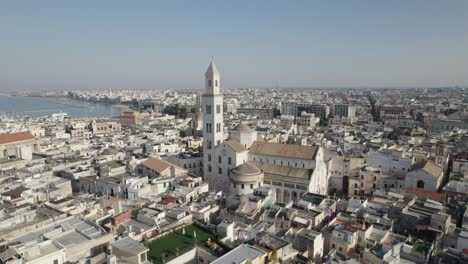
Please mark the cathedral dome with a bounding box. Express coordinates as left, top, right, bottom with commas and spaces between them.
229, 162, 264, 196
231, 162, 262, 176
233, 124, 254, 133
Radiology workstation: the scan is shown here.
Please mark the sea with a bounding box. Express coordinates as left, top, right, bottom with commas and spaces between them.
0, 95, 126, 118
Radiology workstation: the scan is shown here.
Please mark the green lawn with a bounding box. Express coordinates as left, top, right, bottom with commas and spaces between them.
145, 224, 214, 263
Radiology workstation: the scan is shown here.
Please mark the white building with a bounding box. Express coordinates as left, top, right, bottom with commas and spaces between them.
405, 160, 444, 192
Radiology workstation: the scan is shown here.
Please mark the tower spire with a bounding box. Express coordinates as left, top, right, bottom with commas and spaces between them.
205, 60, 220, 94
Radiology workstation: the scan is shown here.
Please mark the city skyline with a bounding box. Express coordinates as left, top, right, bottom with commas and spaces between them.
2, 0, 468, 91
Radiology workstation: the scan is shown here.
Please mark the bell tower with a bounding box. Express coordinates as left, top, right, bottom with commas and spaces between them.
202, 61, 224, 190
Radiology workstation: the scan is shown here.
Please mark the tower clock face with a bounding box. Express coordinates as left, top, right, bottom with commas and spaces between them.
222, 148, 227, 156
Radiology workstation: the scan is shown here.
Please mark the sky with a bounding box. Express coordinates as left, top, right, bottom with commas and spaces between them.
1, 0, 468, 91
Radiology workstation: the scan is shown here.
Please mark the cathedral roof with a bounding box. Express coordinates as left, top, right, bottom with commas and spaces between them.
233, 124, 255, 133
232, 162, 262, 176
225, 139, 247, 153
250, 141, 318, 160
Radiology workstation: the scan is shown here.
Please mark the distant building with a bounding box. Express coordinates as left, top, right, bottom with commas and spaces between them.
297, 111, 319, 127
236, 108, 274, 119
332, 103, 355, 118
380, 105, 409, 119
119, 111, 142, 126
90, 120, 121, 135
297, 103, 330, 119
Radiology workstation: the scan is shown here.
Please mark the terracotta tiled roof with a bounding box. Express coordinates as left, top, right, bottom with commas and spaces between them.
102, 195, 126, 201
142, 158, 172, 173
0, 131, 34, 144
405, 187, 446, 202
159, 196, 178, 205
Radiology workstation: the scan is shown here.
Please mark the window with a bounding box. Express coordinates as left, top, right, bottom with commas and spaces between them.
250, 184, 254, 189
332, 244, 335, 249
216, 104, 221, 113
208, 154, 211, 161
208, 80, 212, 87
355, 183, 358, 188
272, 181, 282, 186
140, 253, 147, 262
207, 141, 212, 149
215, 80, 218, 87
417, 180, 425, 189
339, 247, 342, 252
208, 165, 212, 172
241, 184, 244, 189
233, 183, 236, 188
373, 176, 376, 181
206, 105, 211, 114
218, 156, 222, 163
228, 157, 232, 165
218, 168, 222, 174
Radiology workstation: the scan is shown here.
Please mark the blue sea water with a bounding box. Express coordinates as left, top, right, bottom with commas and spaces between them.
0, 96, 124, 118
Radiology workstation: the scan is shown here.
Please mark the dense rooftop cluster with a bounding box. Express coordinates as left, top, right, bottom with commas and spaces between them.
0, 67, 467, 264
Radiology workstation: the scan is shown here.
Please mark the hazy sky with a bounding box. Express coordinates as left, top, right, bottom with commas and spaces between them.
1, 0, 468, 91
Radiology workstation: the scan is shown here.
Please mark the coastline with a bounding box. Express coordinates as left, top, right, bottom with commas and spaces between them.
9, 94, 133, 112
0, 95, 127, 118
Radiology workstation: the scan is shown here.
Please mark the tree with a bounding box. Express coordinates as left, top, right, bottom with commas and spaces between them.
163, 104, 188, 119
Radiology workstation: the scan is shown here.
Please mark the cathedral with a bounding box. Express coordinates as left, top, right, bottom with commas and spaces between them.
202, 62, 328, 203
